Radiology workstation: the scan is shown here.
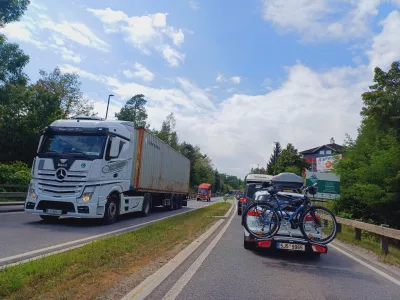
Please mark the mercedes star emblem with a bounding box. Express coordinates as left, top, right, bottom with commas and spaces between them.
55, 168, 67, 181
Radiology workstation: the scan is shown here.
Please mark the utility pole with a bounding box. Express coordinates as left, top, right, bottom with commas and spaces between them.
105, 94, 114, 119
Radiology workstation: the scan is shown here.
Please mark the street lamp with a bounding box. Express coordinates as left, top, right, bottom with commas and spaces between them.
105, 94, 114, 120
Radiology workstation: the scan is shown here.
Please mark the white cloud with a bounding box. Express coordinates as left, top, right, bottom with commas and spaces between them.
123, 63, 155, 82
88, 8, 186, 66
59, 61, 370, 178
262, 0, 400, 41
30, 0, 47, 10
216, 73, 225, 83
189, 1, 199, 10
87, 7, 128, 24
0, 20, 43, 48
230, 76, 241, 84
162, 44, 185, 67
39, 21, 109, 52
58, 47, 81, 63
367, 11, 400, 71
162, 27, 185, 46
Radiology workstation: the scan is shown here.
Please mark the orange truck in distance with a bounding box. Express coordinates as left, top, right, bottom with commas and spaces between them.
196, 183, 211, 202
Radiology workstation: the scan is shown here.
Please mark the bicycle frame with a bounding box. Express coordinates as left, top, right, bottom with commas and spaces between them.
260, 194, 311, 226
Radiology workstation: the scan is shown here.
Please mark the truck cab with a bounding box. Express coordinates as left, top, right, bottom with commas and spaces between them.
196, 183, 211, 202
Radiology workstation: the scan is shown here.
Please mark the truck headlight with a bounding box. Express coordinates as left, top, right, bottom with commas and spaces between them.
78, 187, 95, 203
29, 185, 37, 199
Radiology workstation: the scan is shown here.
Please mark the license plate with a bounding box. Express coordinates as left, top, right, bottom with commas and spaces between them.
46, 209, 62, 215
276, 242, 305, 251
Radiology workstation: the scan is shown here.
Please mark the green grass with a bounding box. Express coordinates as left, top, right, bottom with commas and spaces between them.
336, 224, 400, 266
0, 202, 231, 300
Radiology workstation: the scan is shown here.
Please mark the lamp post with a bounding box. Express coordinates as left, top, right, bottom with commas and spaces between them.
105, 94, 114, 119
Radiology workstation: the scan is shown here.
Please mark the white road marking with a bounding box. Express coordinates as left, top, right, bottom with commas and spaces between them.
330, 244, 400, 287
121, 202, 233, 300
0, 204, 214, 267
163, 203, 237, 300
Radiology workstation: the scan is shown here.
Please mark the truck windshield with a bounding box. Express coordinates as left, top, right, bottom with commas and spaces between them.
197, 188, 209, 194
39, 134, 107, 159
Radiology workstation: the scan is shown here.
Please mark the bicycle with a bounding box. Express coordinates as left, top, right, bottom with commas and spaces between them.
242, 183, 337, 244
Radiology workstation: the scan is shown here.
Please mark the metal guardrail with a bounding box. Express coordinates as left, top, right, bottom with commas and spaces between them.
0, 184, 28, 199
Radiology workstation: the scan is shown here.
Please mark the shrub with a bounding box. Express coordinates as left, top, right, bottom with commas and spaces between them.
0, 161, 31, 186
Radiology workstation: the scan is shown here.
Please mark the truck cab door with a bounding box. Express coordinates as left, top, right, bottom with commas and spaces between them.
102, 136, 129, 180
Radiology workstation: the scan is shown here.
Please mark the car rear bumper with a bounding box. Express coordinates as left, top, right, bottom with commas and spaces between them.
244, 229, 327, 253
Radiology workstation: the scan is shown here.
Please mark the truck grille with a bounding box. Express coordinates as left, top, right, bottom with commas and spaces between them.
37, 170, 88, 197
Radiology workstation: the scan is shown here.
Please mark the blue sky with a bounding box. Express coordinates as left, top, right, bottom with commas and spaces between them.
2, 0, 400, 177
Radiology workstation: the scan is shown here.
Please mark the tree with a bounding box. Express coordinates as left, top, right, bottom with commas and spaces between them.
35, 68, 95, 118
214, 169, 221, 193
153, 113, 179, 150
276, 143, 308, 175
361, 62, 400, 138
115, 94, 148, 127
0, 0, 30, 26
334, 61, 400, 228
0, 68, 95, 163
266, 142, 282, 175
0, 37, 30, 85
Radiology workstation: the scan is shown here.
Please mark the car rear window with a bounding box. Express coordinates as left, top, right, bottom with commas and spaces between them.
245, 184, 262, 199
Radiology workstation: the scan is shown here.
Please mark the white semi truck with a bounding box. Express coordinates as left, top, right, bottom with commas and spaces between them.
24, 116, 190, 224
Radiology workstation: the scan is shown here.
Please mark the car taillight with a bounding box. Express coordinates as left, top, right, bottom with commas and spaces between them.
304, 214, 321, 221
312, 244, 327, 253
257, 240, 272, 248
248, 209, 260, 217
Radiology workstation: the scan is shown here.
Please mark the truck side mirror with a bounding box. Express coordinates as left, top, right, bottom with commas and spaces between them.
109, 137, 121, 158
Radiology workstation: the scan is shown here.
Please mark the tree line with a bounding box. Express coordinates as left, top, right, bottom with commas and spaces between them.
0, 1, 242, 194
249, 142, 308, 176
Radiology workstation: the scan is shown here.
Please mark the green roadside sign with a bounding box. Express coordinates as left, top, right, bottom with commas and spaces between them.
306, 171, 340, 200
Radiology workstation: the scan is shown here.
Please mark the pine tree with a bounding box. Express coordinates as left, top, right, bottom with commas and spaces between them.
266, 142, 282, 175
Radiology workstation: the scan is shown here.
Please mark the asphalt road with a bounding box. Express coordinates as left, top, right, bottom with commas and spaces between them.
0, 198, 219, 264
148, 210, 400, 300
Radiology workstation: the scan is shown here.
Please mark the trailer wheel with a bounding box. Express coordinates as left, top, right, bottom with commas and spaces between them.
177, 195, 182, 209
140, 194, 151, 217
40, 215, 60, 222
103, 193, 119, 225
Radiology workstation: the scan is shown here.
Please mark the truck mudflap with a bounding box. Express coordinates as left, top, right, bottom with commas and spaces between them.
253, 235, 328, 254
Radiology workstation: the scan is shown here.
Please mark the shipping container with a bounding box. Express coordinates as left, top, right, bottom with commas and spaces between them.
133, 128, 190, 194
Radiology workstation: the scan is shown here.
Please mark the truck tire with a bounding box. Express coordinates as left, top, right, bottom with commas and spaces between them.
140, 194, 151, 217
172, 195, 178, 210
102, 194, 119, 225
40, 215, 60, 222
177, 195, 182, 209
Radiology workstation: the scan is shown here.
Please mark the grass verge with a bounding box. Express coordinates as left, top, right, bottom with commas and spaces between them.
0, 202, 231, 300
335, 224, 400, 266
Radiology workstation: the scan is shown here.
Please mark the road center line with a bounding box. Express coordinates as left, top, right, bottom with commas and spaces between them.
163, 203, 237, 300
330, 244, 400, 287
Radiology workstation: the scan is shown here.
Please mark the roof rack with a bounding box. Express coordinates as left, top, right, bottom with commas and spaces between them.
70, 116, 105, 121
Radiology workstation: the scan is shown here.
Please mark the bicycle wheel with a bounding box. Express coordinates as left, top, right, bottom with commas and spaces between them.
299, 206, 337, 244
243, 201, 280, 239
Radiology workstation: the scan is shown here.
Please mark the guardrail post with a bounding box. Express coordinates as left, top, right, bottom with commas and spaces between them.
337, 222, 342, 233
355, 228, 361, 241
380, 224, 389, 255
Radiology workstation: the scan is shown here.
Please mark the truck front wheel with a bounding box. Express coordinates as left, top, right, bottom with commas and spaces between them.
103, 194, 119, 225
140, 194, 151, 217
